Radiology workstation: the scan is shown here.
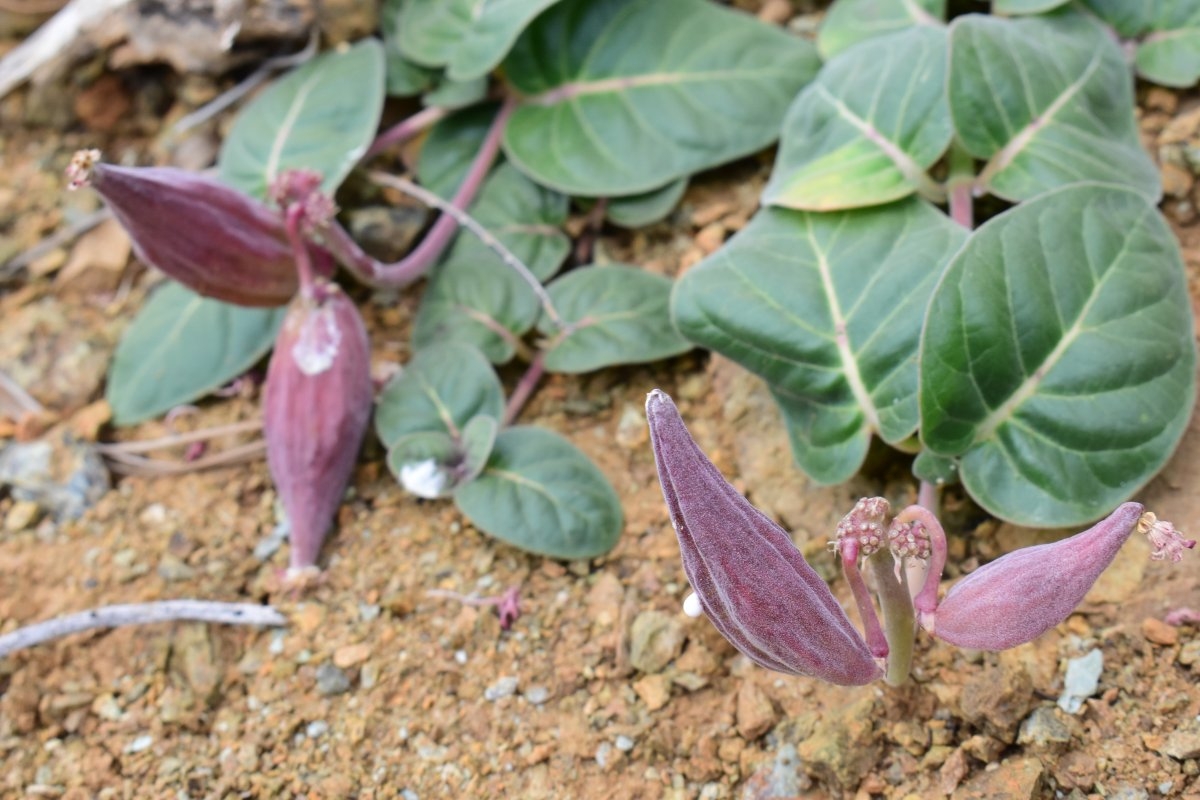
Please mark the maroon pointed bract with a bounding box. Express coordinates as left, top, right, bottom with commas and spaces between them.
646, 389, 881, 685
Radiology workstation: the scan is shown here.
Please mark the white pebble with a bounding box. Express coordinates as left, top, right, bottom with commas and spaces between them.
485, 676, 519, 701
682, 592, 703, 618
615, 735, 635, 752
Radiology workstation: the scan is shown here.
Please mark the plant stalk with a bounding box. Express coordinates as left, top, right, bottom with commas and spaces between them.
364, 105, 449, 160
319, 97, 517, 289
840, 542, 889, 658
503, 350, 547, 426
947, 140, 975, 230
285, 203, 317, 296
869, 554, 915, 685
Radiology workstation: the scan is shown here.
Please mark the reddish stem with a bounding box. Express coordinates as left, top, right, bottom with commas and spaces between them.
364, 105, 449, 160
285, 203, 316, 296
949, 182, 973, 229
319, 97, 517, 289
503, 350, 546, 426
840, 540, 889, 659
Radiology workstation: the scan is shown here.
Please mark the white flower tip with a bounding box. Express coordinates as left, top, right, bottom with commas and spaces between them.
400, 458, 447, 499
682, 592, 703, 618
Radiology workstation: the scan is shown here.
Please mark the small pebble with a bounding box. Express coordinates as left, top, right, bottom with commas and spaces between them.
1142, 617, 1179, 646
524, 686, 549, 705
454, 650, 468, 665
305, 720, 329, 738
401, 790, 419, 800
1058, 649, 1103, 714
485, 676, 518, 701
615, 735, 635, 752
595, 741, 613, 768
315, 662, 352, 696
125, 734, 154, 754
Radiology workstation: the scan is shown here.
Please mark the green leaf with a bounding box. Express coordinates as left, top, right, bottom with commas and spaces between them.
817, 0, 944, 59
108, 282, 286, 426
671, 198, 967, 484
423, 75, 489, 109
919, 184, 1196, 526
502, 0, 819, 196
992, 0, 1069, 14
912, 450, 959, 486
387, 415, 498, 497
948, 11, 1161, 202
218, 39, 386, 200
396, 0, 562, 81
1079, 0, 1200, 38
764, 26, 951, 211
417, 104, 499, 197
375, 341, 504, 447
413, 163, 571, 363
539, 265, 691, 373
1137, 30, 1200, 88
453, 426, 623, 558
382, 0, 440, 96
588, 178, 688, 228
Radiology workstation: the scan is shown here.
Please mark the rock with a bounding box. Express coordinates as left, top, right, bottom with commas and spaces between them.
345, 206, 429, 262
735, 682, 776, 741
960, 655, 1037, 743
0, 435, 109, 520
484, 676, 518, 702
614, 403, 648, 449
1145, 87, 1179, 113
1018, 707, 1072, 749
633, 674, 672, 711
740, 744, 811, 800
524, 686, 549, 705
956, 757, 1045, 800
1162, 161, 1194, 199
1057, 649, 1103, 714
3, 499, 42, 532
628, 610, 685, 673
1161, 720, 1200, 760
615, 735, 635, 752
795, 694, 880, 793
156, 552, 195, 582
962, 734, 1005, 764
937, 748, 969, 796
1107, 786, 1150, 800
333, 643, 371, 668
315, 662, 351, 696
1178, 639, 1200, 670
1141, 617, 1179, 646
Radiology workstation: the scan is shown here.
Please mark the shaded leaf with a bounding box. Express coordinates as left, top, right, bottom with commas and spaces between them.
919, 184, 1195, 526
993, 0, 1069, 14
600, 178, 688, 228
912, 450, 959, 486
375, 341, 504, 447
540, 265, 691, 373
1079, 0, 1200, 38
423, 75, 489, 109
502, 0, 819, 196
764, 26, 951, 211
454, 426, 623, 558
672, 198, 966, 484
417, 103, 499, 197
948, 11, 1160, 202
108, 282, 286, 425
396, 0, 562, 81
218, 39, 385, 200
413, 163, 570, 362
1137, 30, 1200, 88
382, 0, 440, 96
817, 0, 944, 59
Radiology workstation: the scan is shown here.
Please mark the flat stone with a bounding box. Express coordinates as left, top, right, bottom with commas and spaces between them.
957, 757, 1045, 800
628, 610, 685, 673
961, 655, 1037, 742
333, 643, 371, 669
633, 674, 672, 711
735, 681, 776, 741
1161, 721, 1200, 760
1018, 707, 1072, 748
315, 662, 351, 696
795, 694, 879, 793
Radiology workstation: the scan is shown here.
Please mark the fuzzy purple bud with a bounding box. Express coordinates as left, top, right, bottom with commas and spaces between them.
646, 390, 881, 685
264, 280, 372, 572
931, 503, 1145, 650
67, 150, 300, 307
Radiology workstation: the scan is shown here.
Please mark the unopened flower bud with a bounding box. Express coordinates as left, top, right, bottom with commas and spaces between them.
834, 497, 890, 557
931, 503, 1146, 650
67, 150, 300, 307
264, 280, 372, 573
646, 389, 881, 685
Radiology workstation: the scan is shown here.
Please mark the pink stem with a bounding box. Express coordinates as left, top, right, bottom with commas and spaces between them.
285, 203, 316, 296
319, 97, 517, 289
502, 350, 546, 426
949, 181, 973, 229
918, 479, 938, 512
895, 505, 948, 617
364, 105, 449, 160
840, 540, 889, 659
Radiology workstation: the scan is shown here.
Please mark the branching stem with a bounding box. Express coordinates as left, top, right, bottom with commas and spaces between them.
365, 105, 449, 160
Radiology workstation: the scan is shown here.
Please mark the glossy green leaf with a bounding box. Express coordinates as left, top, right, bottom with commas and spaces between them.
596, 179, 688, 228
375, 342, 504, 447
948, 11, 1160, 202
453, 426, 623, 558
919, 184, 1196, 526
423, 75, 489, 109
1137, 31, 1200, 88
396, 0, 562, 81
108, 282, 286, 426
993, 0, 1069, 14
413, 163, 570, 363
539, 265, 691, 373
672, 198, 967, 484
764, 26, 951, 211
817, 0, 944, 59
912, 450, 959, 486
218, 39, 385, 200
417, 104, 499, 197
502, 0, 819, 196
